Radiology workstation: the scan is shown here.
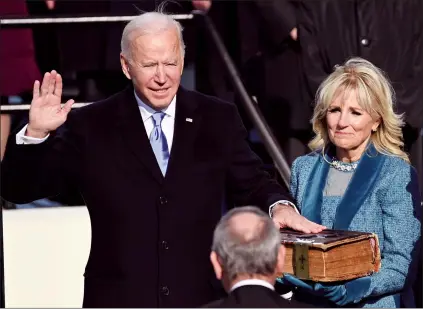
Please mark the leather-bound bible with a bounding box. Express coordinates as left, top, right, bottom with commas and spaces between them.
280, 229, 381, 282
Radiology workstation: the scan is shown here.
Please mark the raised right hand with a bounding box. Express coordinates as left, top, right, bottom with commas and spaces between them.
27, 71, 74, 138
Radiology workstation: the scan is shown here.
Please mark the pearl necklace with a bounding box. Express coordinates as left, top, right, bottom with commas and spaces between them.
331, 159, 358, 172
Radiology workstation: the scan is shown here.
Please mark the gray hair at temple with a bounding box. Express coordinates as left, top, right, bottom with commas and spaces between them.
211, 206, 281, 281
120, 11, 186, 60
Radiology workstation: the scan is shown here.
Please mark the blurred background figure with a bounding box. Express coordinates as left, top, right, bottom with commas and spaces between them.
0, 0, 68, 209
0, 0, 42, 209
196, 0, 309, 166
0, 0, 42, 161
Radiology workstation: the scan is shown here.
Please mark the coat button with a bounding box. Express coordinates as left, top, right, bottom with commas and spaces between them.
161, 241, 169, 250
161, 286, 170, 296
159, 196, 168, 205
360, 38, 370, 46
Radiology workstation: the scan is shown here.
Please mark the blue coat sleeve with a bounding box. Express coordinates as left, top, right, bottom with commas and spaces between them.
365, 164, 421, 297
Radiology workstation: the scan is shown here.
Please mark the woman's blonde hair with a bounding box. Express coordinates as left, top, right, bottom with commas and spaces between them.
309, 57, 409, 163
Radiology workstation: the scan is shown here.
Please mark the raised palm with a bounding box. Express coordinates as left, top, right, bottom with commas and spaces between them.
28, 70, 74, 137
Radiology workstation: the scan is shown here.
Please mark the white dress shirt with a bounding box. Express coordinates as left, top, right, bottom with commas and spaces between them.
230, 279, 275, 292
230, 278, 293, 300
15, 92, 297, 213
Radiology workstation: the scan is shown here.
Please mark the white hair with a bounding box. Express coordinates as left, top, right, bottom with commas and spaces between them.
212, 206, 281, 281
120, 11, 185, 60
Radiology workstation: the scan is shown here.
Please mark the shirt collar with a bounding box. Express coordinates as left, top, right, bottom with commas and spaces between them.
230, 279, 275, 292
134, 91, 176, 123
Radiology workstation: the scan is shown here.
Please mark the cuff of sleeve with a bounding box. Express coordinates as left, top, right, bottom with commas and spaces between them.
16, 124, 50, 145
269, 200, 299, 218
280, 291, 293, 300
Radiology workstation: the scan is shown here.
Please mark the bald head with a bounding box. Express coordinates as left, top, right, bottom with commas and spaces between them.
227, 212, 266, 244
211, 206, 282, 282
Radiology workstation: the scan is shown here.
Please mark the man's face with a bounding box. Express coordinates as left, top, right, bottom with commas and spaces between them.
121, 27, 184, 110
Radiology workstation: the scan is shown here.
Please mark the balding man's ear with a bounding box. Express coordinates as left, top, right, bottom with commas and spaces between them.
210, 251, 223, 280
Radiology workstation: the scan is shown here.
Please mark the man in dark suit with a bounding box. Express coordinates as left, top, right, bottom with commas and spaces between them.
0, 12, 324, 308
203, 206, 309, 308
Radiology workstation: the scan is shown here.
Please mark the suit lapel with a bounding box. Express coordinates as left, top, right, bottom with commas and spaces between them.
165, 87, 201, 182
301, 153, 330, 225
333, 145, 386, 229
116, 87, 164, 184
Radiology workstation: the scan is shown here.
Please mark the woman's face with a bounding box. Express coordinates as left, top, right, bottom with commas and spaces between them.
326, 90, 380, 161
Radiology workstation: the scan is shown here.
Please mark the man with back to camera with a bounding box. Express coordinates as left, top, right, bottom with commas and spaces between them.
1, 11, 325, 308
204, 206, 311, 308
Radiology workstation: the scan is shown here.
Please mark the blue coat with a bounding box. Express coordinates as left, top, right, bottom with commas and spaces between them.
290, 149, 421, 308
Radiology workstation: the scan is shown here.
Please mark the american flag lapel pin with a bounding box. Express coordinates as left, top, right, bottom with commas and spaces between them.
185, 118, 193, 123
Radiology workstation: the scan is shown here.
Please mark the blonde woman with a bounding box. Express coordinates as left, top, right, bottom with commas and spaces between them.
278, 58, 421, 307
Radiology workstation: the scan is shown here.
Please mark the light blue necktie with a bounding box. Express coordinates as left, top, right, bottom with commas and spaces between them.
150, 112, 170, 175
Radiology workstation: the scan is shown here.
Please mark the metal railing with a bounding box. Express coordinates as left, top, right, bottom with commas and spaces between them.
1, 103, 91, 111
197, 12, 291, 186
0, 14, 193, 26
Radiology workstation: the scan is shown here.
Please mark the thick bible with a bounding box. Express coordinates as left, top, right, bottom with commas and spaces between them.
280, 229, 381, 282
